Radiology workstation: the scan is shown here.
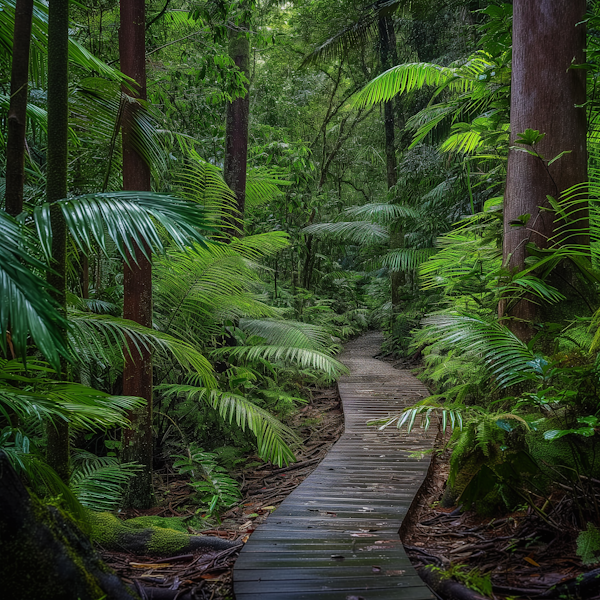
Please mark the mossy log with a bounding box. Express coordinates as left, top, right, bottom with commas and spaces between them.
0, 451, 139, 600
88, 512, 239, 555
418, 565, 491, 600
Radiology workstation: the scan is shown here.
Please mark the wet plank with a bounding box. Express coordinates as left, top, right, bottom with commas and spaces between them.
233, 332, 436, 600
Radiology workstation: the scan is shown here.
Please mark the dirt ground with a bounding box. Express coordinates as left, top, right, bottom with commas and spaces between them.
100, 386, 344, 600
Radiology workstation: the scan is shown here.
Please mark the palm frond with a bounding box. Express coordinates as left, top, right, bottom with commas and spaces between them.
72, 78, 169, 184
0, 211, 68, 367
0, 438, 85, 520
34, 191, 214, 265
70, 451, 140, 512
0, 366, 145, 430
212, 345, 348, 379
228, 232, 290, 260
68, 311, 216, 388
0, 0, 128, 82
176, 143, 239, 229
381, 248, 438, 272
238, 318, 334, 350
159, 385, 297, 466
422, 314, 536, 388
303, 221, 389, 244
245, 168, 292, 207
344, 202, 420, 223
301, 0, 409, 66
353, 63, 468, 109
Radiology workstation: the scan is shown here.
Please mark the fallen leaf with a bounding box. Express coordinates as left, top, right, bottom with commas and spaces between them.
525, 556, 541, 567
130, 563, 171, 569
201, 573, 224, 581
372, 566, 381, 573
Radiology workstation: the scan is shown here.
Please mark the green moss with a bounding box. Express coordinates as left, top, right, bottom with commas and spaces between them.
1, 495, 105, 599
125, 515, 188, 533
88, 511, 191, 555
147, 527, 188, 554
526, 419, 600, 480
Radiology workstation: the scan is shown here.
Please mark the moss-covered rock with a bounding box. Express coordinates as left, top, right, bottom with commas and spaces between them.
88, 512, 238, 555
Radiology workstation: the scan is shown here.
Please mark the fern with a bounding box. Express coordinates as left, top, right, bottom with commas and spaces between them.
70, 450, 141, 512
158, 384, 297, 466
577, 523, 600, 566
173, 444, 241, 515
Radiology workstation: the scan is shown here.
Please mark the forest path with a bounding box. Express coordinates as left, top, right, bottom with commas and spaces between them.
233, 331, 436, 600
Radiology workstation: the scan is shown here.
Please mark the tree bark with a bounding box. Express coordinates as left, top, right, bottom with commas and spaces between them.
119, 0, 154, 508
0, 452, 139, 600
223, 15, 250, 239
378, 16, 397, 190
5, 0, 33, 217
502, 0, 587, 339
378, 14, 405, 312
45, 0, 70, 483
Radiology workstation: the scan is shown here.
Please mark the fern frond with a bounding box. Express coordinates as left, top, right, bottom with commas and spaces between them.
353, 62, 467, 108
421, 314, 537, 388
212, 345, 348, 379
160, 385, 297, 466
68, 311, 216, 387
303, 221, 389, 244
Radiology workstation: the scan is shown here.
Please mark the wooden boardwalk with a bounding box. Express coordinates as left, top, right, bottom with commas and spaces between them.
233, 332, 436, 600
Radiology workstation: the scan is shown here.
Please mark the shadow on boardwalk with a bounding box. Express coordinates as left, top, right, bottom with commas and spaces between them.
233, 331, 436, 600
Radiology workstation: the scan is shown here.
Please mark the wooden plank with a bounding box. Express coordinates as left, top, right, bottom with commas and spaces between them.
233, 588, 434, 600
233, 332, 435, 600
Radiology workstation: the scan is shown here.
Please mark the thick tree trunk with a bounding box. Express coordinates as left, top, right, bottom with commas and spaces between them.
5, 0, 33, 217
0, 452, 139, 600
45, 0, 70, 483
223, 18, 250, 239
119, 0, 154, 508
502, 0, 587, 339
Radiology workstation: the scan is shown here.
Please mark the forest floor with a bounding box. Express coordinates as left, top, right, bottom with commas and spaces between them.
402, 447, 589, 599
100, 367, 592, 600
100, 385, 344, 600
382, 355, 591, 599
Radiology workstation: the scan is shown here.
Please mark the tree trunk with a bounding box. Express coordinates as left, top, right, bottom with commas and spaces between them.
378, 15, 404, 313
45, 0, 70, 483
378, 16, 397, 190
5, 0, 33, 217
0, 452, 139, 600
223, 14, 250, 239
503, 0, 587, 340
119, 0, 154, 509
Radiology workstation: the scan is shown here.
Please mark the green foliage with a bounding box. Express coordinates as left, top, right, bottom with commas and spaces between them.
444, 565, 493, 598
70, 451, 140, 512
577, 523, 600, 566
173, 444, 241, 516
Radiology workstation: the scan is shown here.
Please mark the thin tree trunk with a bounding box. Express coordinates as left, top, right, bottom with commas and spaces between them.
378, 16, 397, 190
119, 0, 154, 509
5, 0, 33, 217
502, 0, 587, 340
378, 15, 404, 311
45, 0, 70, 483
223, 14, 250, 239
